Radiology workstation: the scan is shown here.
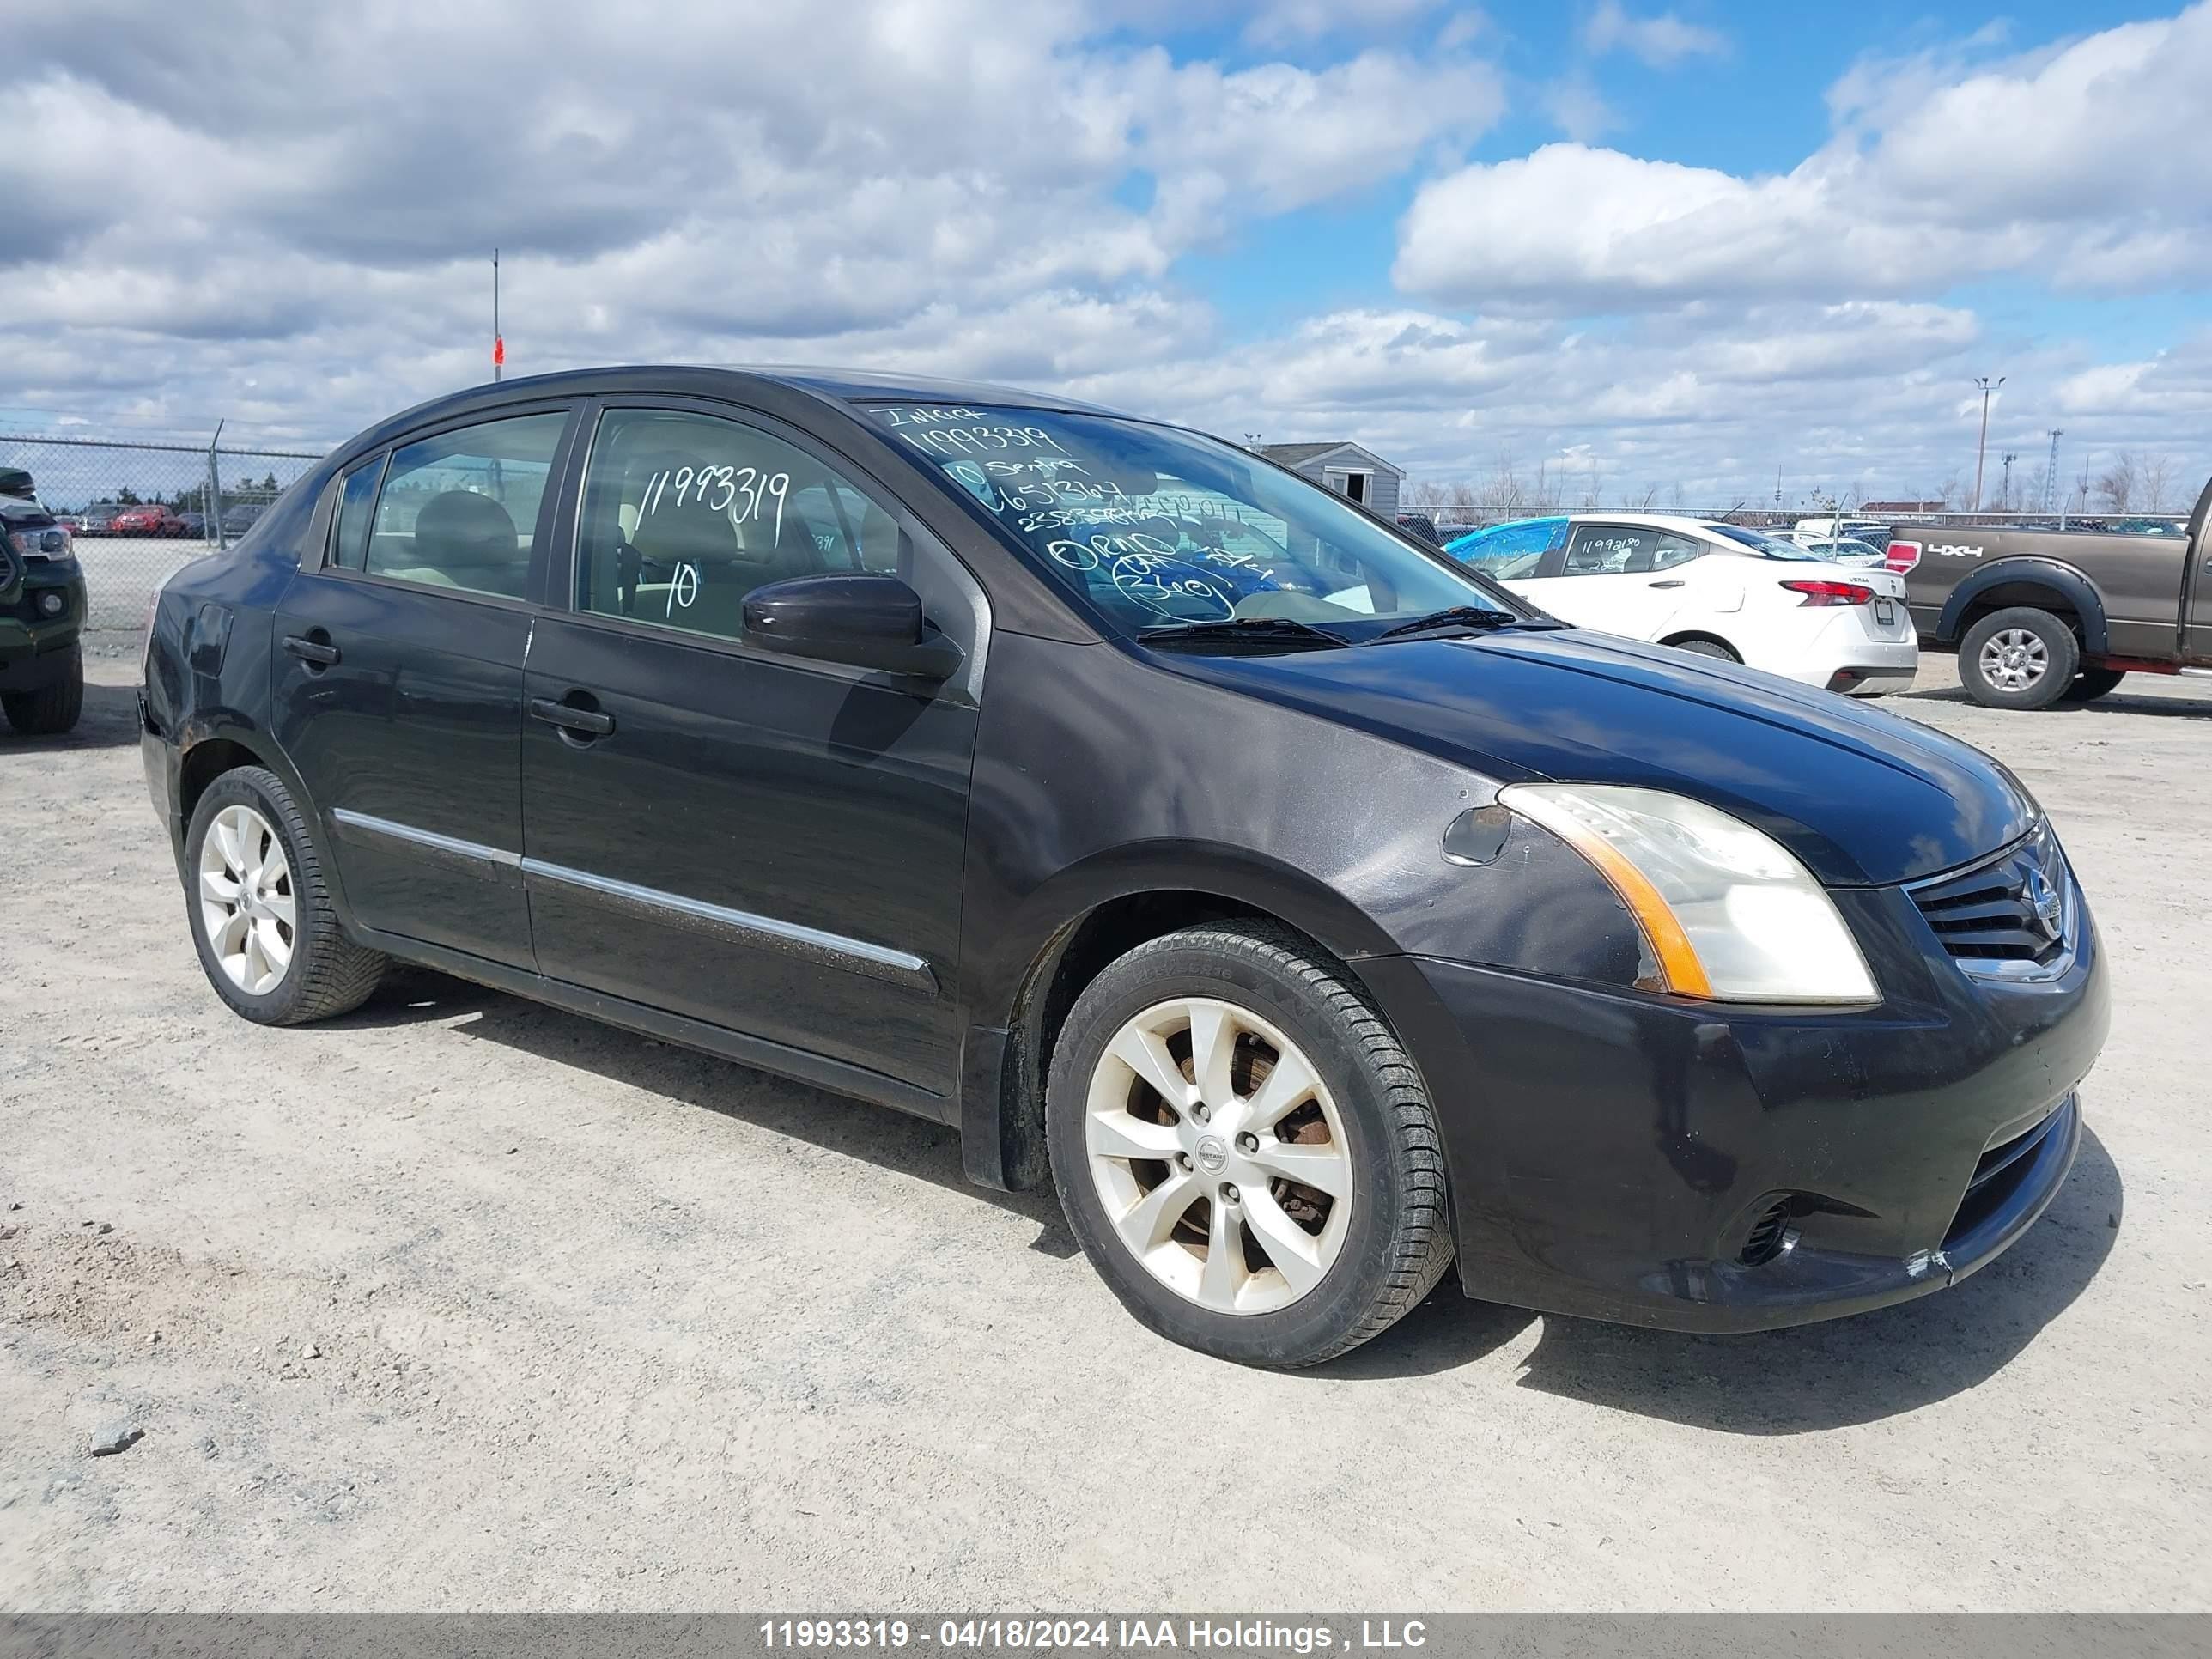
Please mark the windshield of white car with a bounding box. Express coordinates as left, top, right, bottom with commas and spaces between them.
863, 404, 1534, 641
1707, 524, 1826, 561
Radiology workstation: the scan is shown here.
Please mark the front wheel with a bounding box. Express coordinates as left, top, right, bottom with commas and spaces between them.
185, 766, 386, 1024
1045, 924, 1453, 1368
1959, 607, 2081, 709
2, 647, 83, 735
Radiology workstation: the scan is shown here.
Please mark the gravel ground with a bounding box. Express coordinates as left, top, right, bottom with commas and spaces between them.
3, 644, 2207, 1613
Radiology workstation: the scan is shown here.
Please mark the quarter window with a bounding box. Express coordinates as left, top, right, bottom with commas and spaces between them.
331, 457, 383, 571
365, 413, 567, 598
575, 410, 903, 641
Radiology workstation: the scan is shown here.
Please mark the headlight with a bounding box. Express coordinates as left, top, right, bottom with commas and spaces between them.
1500, 782, 1878, 1004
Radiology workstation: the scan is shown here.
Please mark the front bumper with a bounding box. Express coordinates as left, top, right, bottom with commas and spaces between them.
1358, 871, 2108, 1334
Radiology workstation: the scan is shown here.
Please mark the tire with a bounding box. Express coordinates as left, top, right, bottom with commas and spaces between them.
1045, 923, 1453, 1368
1960, 607, 2081, 710
184, 765, 386, 1025
2, 647, 84, 734
2058, 667, 2127, 704
1667, 637, 1740, 662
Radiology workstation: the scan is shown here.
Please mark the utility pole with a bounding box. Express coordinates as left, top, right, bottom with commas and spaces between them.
2044, 429, 2063, 519
1971, 375, 2003, 513
2000, 452, 2017, 511
492, 249, 503, 382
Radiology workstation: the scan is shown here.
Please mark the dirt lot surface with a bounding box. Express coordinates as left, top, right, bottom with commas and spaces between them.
3, 646, 2208, 1613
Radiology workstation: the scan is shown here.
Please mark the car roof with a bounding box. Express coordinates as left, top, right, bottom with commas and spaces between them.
330, 365, 1144, 470
743, 366, 1130, 416
1562, 512, 1735, 534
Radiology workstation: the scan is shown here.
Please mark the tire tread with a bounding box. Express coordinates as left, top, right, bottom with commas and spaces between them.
190, 766, 386, 1024
2, 648, 84, 734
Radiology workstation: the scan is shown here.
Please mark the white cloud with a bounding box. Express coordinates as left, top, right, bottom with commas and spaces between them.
1401, 3, 2212, 309
0, 0, 2203, 508
1540, 75, 1620, 142
1582, 2, 1729, 68
1239, 0, 1449, 46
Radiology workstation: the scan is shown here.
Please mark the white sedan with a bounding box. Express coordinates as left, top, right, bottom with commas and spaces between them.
1443, 514, 1918, 696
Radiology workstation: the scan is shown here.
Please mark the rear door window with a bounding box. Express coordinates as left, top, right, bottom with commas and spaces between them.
365, 413, 568, 598
1562, 525, 1653, 574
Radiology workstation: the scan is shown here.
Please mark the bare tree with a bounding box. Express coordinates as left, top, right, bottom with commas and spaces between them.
2097, 452, 2137, 514
1631, 483, 1662, 510
2139, 451, 2179, 514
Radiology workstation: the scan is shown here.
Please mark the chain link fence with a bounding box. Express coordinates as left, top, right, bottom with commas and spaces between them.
1401, 502, 2191, 537
0, 433, 325, 629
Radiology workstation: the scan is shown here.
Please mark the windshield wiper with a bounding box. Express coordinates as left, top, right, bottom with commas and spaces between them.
1137, 616, 1351, 651
1361, 605, 1524, 643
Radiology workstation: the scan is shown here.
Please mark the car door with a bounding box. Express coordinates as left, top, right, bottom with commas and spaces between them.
1512, 524, 1698, 638
518, 399, 988, 1101
270, 404, 577, 969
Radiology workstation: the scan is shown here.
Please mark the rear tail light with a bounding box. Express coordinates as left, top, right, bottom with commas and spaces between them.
1780, 579, 1875, 606
1885, 539, 1922, 573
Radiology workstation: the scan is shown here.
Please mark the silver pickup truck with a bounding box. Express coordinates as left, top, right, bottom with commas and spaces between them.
1886, 477, 2212, 708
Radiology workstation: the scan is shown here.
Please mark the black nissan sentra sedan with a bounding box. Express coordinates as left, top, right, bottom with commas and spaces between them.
140, 367, 2108, 1367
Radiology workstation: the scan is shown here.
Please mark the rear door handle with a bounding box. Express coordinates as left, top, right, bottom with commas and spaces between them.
1648, 580, 1686, 589
530, 696, 616, 738
283, 635, 341, 665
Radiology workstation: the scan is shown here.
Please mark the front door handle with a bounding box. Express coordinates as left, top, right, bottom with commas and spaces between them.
1647, 580, 1686, 589
283, 634, 341, 666
530, 696, 616, 738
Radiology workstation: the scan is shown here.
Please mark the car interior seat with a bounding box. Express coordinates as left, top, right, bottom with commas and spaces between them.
392, 489, 525, 596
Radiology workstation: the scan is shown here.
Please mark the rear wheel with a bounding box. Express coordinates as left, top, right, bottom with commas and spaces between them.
1666, 636, 1739, 662
1046, 923, 1453, 1368
1960, 607, 2080, 710
2, 647, 83, 735
185, 766, 386, 1024
2058, 667, 2127, 704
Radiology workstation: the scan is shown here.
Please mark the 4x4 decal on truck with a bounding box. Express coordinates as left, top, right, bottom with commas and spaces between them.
1929, 543, 1984, 558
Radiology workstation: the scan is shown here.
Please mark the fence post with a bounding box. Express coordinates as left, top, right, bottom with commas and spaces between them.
208, 421, 226, 551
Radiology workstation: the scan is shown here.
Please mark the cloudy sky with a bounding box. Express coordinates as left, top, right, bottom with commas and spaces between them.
5, 0, 2209, 508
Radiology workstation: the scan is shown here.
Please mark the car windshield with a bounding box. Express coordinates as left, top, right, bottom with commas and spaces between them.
1707, 524, 1825, 561
863, 404, 1530, 639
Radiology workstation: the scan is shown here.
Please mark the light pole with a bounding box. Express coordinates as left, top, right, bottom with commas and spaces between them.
1971, 375, 2004, 513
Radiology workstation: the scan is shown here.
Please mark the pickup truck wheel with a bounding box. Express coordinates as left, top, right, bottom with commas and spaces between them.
2058, 667, 2127, 704
2, 647, 84, 735
1960, 607, 2081, 710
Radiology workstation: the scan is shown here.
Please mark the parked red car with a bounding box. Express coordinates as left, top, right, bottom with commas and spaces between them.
109, 504, 184, 537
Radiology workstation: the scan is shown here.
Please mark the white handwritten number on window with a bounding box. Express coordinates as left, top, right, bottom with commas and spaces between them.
666, 561, 700, 617
639, 465, 791, 545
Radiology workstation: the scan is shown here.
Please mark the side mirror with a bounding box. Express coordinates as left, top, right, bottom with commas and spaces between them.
741, 573, 963, 681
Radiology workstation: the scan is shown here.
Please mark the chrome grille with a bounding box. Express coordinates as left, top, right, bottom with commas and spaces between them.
1909, 823, 2071, 969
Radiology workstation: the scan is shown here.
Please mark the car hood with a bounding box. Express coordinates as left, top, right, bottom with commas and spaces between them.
1162, 626, 2031, 886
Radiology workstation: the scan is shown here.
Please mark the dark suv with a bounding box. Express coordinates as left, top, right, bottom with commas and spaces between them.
140, 368, 2107, 1366
0, 466, 87, 733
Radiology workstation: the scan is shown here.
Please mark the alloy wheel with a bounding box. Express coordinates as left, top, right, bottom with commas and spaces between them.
198, 803, 296, 995
1083, 996, 1352, 1316
1979, 628, 2049, 693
